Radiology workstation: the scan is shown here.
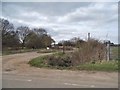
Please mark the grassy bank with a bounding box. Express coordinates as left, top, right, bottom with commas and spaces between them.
29, 52, 118, 72
2, 49, 37, 55
2, 48, 58, 55
76, 61, 118, 72
37, 49, 58, 53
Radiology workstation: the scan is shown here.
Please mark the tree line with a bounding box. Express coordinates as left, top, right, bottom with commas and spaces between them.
58, 37, 86, 48
1, 18, 55, 50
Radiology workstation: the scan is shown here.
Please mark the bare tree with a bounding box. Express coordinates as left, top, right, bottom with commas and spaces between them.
1, 18, 20, 48
17, 26, 30, 48
1, 19, 14, 36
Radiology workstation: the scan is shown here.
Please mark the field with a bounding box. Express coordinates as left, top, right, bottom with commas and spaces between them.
110, 46, 119, 60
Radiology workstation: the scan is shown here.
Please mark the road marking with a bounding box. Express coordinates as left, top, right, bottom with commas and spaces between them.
90, 85, 95, 87
27, 80, 32, 82
64, 83, 72, 85
3, 78, 32, 82
13, 79, 32, 82
64, 83, 95, 87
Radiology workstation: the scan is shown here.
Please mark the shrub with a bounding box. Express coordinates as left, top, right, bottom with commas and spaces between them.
72, 39, 106, 65
45, 52, 73, 67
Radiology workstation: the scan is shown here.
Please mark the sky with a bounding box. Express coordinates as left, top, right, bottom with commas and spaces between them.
1, 2, 118, 43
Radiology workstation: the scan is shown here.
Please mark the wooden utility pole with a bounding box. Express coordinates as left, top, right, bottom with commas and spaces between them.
88, 33, 90, 41
106, 41, 110, 61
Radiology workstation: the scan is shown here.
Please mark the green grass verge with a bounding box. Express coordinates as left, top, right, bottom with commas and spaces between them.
2, 48, 59, 55
2, 49, 38, 55
37, 49, 57, 53
76, 61, 118, 72
29, 53, 118, 72
28, 56, 48, 68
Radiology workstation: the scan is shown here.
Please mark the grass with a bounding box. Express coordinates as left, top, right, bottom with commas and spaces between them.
2, 49, 38, 55
29, 52, 118, 72
2, 48, 58, 55
37, 49, 57, 53
76, 61, 118, 72
28, 56, 48, 68
28, 52, 70, 69
110, 46, 119, 60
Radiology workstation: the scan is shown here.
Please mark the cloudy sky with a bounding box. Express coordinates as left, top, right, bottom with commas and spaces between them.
1, 2, 118, 43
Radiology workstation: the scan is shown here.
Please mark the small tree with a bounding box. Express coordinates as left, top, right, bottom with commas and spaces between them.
25, 32, 41, 49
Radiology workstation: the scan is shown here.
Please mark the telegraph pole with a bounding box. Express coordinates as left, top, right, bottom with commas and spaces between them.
88, 33, 90, 41
62, 41, 65, 54
105, 33, 110, 61
106, 41, 110, 61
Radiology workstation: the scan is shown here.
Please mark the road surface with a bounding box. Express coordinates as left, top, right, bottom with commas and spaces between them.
2, 52, 118, 88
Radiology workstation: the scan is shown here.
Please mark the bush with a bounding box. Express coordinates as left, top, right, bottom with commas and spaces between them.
72, 39, 106, 65
29, 52, 73, 69
46, 52, 73, 67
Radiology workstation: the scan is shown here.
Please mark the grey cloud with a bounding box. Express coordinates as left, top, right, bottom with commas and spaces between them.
0, 2, 2, 16
1, 2, 118, 43
57, 2, 117, 24
2, 2, 91, 16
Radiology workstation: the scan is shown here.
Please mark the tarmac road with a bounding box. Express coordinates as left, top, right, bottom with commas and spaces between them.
2, 73, 118, 88
2, 52, 118, 88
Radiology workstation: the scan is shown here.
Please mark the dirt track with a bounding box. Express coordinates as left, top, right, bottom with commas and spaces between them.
2, 52, 118, 88
2, 52, 52, 73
